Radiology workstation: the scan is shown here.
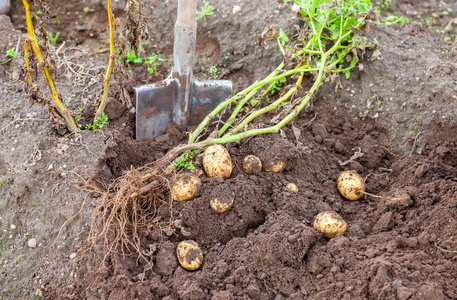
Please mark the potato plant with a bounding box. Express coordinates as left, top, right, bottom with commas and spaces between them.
186, 0, 377, 149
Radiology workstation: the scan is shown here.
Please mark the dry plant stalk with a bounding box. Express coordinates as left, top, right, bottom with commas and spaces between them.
21, 0, 79, 133
93, 0, 115, 124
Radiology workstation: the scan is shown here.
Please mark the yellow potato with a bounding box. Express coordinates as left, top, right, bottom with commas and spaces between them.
242, 155, 262, 175
176, 240, 204, 271
203, 144, 233, 179
313, 211, 347, 238
171, 174, 202, 202
193, 167, 204, 177
337, 171, 365, 200
263, 156, 285, 173
210, 191, 235, 213
286, 183, 299, 193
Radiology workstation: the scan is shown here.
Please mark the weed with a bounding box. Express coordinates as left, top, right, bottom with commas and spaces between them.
55, 15, 60, 25
65, 97, 74, 106
144, 53, 166, 74
83, 7, 94, 13
444, 36, 451, 42
0, 178, 3, 187
269, 77, 287, 95
127, 50, 143, 64
210, 66, 219, 79
1, 48, 17, 65
48, 32, 61, 45
86, 112, 109, 130
75, 107, 83, 123
196, 2, 214, 21
375, 0, 392, 9
16, 255, 26, 266
174, 150, 200, 172
35, 289, 42, 297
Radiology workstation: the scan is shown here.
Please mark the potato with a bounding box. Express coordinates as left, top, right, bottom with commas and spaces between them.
210, 184, 235, 213
286, 183, 298, 193
313, 211, 347, 238
193, 167, 204, 177
202, 144, 232, 179
176, 240, 204, 271
242, 155, 262, 175
171, 174, 202, 202
337, 171, 365, 200
263, 156, 285, 173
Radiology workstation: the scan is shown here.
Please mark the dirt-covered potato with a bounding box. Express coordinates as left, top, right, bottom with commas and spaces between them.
313, 211, 347, 238
171, 174, 202, 202
210, 184, 235, 213
176, 240, 204, 271
193, 167, 204, 177
262, 156, 285, 173
286, 183, 299, 193
202, 144, 232, 179
337, 171, 365, 200
242, 155, 262, 175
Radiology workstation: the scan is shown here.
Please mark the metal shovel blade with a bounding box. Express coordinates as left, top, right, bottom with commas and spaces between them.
135, 78, 231, 140
135, 0, 232, 140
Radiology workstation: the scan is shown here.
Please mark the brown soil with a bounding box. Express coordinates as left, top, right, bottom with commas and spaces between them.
1, 1, 457, 300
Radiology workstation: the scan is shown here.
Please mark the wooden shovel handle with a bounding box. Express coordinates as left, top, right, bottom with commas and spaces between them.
176, 0, 197, 26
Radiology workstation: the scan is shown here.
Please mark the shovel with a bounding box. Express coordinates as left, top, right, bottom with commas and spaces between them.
135, 0, 232, 140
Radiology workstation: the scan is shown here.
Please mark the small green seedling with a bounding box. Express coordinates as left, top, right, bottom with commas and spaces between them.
1, 49, 17, 65
375, 0, 392, 9
127, 50, 143, 64
210, 66, 219, 79
86, 112, 109, 130
196, 2, 214, 21
65, 97, 74, 106
96, 112, 109, 129
144, 53, 166, 74
269, 77, 287, 95
75, 107, 83, 123
48, 32, 61, 45
35, 289, 43, 297
174, 150, 200, 172
83, 7, 94, 13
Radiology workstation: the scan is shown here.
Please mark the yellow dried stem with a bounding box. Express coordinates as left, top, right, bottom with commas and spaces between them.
21, 0, 79, 133
93, 0, 115, 124
23, 39, 33, 84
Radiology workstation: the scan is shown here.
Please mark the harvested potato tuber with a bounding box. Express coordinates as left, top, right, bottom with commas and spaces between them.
210, 184, 235, 213
313, 211, 347, 238
203, 144, 232, 179
263, 156, 285, 173
171, 174, 202, 202
193, 167, 204, 177
242, 155, 262, 175
337, 171, 365, 200
286, 183, 299, 193
176, 240, 204, 271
